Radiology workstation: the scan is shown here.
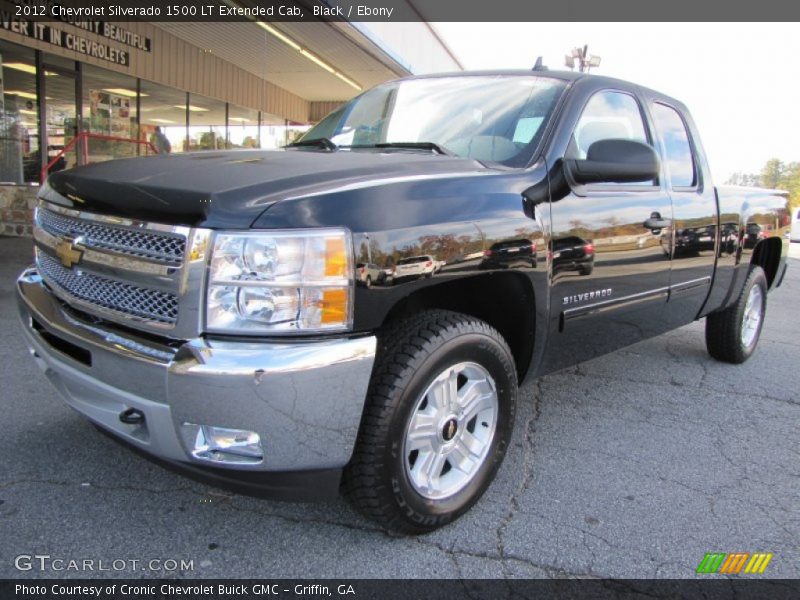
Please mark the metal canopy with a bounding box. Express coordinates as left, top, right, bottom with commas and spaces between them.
153, 20, 411, 102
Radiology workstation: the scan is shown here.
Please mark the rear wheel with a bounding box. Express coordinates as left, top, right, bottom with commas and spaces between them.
706, 265, 768, 364
344, 310, 517, 534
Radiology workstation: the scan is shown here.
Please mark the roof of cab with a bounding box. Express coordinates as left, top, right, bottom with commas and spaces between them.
400, 69, 686, 111
406, 69, 585, 82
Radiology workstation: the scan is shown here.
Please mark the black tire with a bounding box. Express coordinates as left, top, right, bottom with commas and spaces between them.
365, 276, 372, 289
344, 310, 517, 534
706, 265, 768, 364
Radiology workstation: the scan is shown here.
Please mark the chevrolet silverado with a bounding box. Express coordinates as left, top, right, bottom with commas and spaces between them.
17, 70, 790, 533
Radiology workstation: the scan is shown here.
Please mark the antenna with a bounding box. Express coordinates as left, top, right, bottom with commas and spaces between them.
532, 56, 548, 71
564, 45, 602, 72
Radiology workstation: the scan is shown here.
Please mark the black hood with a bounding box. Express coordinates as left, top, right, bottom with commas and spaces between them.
44, 149, 485, 229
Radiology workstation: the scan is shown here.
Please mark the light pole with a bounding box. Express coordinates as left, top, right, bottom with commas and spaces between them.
565, 45, 602, 73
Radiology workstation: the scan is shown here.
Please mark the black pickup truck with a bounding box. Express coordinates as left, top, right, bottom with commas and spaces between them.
17, 70, 789, 533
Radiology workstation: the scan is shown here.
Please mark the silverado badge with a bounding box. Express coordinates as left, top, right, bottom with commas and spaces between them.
55, 238, 84, 269
563, 288, 613, 305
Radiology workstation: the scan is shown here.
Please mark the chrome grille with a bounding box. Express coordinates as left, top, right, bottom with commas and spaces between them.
37, 251, 179, 324
37, 207, 186, 264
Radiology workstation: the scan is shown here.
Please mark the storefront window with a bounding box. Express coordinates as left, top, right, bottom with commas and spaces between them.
2, 37, 305, 181
227, 104, 259, 148
188, 93, 225, 151
259, 113, 310, 150
82, 64, 140, 160
139, 80, 188, 153
82, 65, 137, 137
41, 54, 78, 174
0, 40, 40, 184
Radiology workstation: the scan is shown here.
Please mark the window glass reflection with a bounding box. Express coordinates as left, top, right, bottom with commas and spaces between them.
39, 54, 79, 175
0, 40, 40, 184
228, 104, 259, 148
188, 94, 225, 151
301, 76, 565, 166
653, 103, 696, 188
567, 90, 655, 186
571, 91, 648, 159
259, 112, 309, 149
82, 64, 141, 160
139, 80, 187, 153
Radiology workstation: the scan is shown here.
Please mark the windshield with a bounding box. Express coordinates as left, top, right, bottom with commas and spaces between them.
299, 75, 566, 167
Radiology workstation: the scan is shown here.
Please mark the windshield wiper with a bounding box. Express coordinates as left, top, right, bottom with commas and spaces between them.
349, 142, 455, 156
375, 142, 455, 156
286, 137, 338, 151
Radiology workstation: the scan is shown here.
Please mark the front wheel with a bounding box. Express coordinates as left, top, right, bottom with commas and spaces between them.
706, 265, 768, 364
344, 310, 517, 534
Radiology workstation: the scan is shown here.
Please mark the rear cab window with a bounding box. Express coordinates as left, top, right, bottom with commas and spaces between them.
651, 103, 697, 188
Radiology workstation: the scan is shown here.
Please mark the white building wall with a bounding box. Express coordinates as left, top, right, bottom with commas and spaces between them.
354, 21, 462, 74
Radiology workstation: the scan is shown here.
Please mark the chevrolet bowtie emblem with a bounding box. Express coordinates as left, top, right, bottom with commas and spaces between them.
55, 238, 84, 269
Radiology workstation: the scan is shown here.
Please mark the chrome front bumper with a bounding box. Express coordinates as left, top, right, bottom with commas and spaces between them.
17, 268, 377, 491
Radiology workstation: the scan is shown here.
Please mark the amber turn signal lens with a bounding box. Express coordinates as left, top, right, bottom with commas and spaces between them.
324, 237, 347, 277
320, 288, 348, 324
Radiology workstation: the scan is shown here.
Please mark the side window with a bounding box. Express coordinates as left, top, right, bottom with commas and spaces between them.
568, 91, 649, 160
652, 103, 696, 188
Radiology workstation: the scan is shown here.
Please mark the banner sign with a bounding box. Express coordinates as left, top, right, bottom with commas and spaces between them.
0, 1, 153, 67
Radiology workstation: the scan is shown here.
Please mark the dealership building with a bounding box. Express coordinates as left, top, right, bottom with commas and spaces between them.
0, 4, 461, 235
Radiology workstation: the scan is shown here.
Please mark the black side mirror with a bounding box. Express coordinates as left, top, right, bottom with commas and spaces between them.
565, 139, 660, 185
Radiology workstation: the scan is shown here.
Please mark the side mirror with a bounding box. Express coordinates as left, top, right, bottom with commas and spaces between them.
565, 139, 660, 185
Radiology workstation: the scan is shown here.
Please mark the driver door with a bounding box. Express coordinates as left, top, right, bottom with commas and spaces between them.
543, 89, 673, 371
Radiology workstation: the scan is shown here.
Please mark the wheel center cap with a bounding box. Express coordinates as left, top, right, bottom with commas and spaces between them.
442, 418, 458, 442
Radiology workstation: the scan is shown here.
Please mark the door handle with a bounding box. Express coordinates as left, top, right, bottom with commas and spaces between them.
644, 212, 671, 230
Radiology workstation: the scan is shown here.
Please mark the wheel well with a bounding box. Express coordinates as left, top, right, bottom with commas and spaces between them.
381, 273, 535, 382
751, 238, 782, 287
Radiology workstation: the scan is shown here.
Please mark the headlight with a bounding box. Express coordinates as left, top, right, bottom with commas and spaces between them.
206, 229, 352, 334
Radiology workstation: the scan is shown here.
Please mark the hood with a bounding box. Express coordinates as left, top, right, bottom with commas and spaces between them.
43, 149, 486, 229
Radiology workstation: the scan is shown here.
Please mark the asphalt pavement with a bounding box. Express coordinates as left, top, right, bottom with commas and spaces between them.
1, 236, 798, 579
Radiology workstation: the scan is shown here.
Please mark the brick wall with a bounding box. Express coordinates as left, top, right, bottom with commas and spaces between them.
0, 186, 38, 237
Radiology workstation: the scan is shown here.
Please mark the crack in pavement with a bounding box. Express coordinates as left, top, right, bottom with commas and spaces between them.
4, 472, 601, 579
495, 379, 543, 561
413, 536, 597, 579
558, 368, 799, 408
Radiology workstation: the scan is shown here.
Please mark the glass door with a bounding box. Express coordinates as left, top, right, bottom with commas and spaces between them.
0, 41, 41, 184
41, 56, 78, 176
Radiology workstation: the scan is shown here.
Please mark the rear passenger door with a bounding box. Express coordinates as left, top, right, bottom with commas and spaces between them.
649, 101, 717, 326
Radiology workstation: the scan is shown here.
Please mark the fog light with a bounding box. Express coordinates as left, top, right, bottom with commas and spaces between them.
182, 423, 263, 465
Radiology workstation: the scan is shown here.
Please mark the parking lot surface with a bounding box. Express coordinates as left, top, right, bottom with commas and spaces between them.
2, 236, 798, 579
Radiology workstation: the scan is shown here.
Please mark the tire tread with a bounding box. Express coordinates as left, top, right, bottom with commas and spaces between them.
706, 265, 767, 364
